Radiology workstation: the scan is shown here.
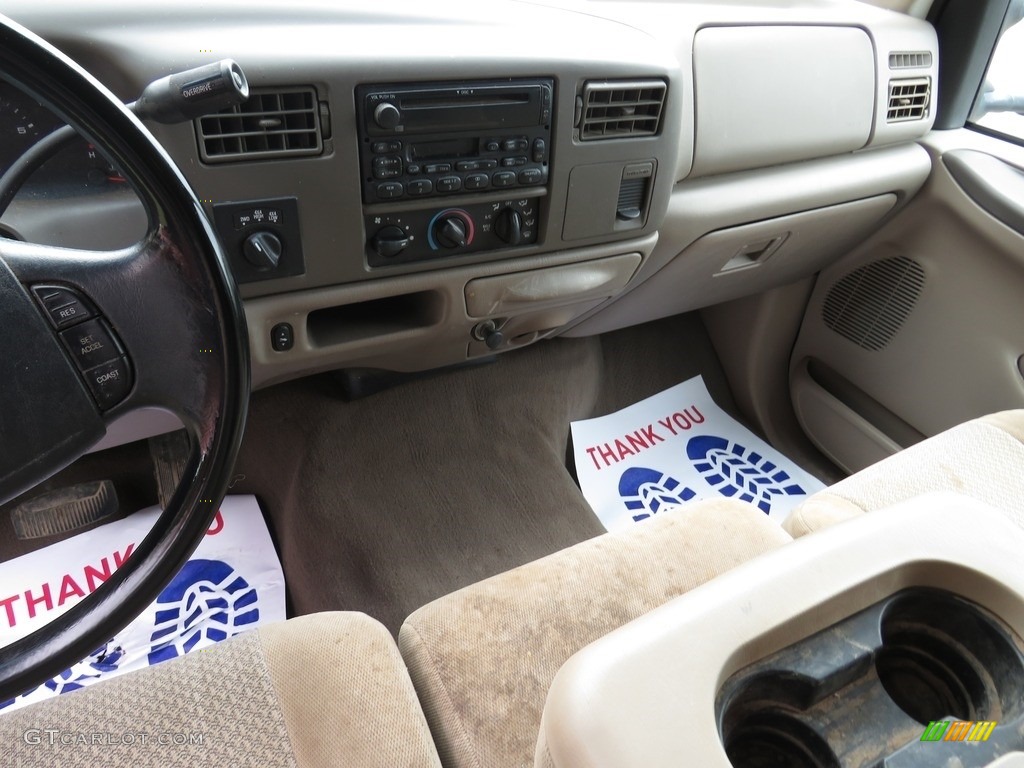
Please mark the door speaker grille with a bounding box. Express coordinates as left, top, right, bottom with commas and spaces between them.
822, 256, 925, 351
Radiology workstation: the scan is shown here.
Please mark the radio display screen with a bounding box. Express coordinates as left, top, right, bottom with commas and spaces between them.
410, 137, 478, 161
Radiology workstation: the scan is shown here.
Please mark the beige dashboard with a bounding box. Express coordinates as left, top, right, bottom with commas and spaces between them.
5, 0, 938, 391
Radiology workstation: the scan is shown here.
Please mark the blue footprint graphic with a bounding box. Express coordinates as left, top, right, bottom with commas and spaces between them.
687, 435, 806, 514
148, 559, 259, 665
618, 466, 696, 522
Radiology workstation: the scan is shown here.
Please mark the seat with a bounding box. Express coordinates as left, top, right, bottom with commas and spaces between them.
0, 612, 442, 768
783, 410, 1024, 537
398, 498, 792, 768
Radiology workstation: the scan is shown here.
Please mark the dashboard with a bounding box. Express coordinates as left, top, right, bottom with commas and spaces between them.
1, 0, 938, 396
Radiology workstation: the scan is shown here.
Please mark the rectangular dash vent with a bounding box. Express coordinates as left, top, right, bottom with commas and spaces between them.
579, 80, 666, 141
888, 51, 932, 69
197, 87, 323, 163
886, 78, 930, 123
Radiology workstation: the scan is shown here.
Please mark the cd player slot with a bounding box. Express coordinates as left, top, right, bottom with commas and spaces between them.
401, 94, 531, 109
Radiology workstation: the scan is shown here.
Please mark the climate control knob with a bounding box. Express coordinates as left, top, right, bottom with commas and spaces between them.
494, 208, 523, 246
433, 216, 469, 248
372, 225, 410, 259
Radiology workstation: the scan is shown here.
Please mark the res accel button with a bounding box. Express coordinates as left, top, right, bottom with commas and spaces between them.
59, 318, 123, 371
82, 357, 133, 410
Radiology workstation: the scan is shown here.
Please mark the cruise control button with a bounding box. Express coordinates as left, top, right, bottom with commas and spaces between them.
492, 171, 517, 188
33, 285, 95, 329
59, 318, 123, 371
82, 357, 133, 410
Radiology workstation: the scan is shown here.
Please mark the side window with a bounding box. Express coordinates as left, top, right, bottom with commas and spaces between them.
971, 0, 1024, 141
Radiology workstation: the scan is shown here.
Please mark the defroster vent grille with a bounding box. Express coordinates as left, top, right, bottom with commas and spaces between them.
579, 80, 666, 141
822, 256, 925, 351
889, 51, 932, 69
886, 78, 930, 122
197, 87, 322, 163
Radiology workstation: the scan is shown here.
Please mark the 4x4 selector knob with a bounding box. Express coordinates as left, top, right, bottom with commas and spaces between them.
433, 216, 468, 248
374, 102, 401, 130
242, 231, 282, 270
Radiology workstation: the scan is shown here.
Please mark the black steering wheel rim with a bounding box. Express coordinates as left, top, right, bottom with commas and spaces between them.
0, 15, 249, 700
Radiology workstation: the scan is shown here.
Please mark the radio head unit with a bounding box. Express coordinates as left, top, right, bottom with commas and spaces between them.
356, 79, 554, 205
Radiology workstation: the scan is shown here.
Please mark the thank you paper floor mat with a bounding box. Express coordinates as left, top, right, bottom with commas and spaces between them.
571, 376, 826, 530
0, 495, 285, 713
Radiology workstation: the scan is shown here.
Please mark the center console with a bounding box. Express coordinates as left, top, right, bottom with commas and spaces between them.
538, 495, 1024, 768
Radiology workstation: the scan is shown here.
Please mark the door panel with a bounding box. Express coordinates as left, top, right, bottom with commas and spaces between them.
790, 129, 1024, 473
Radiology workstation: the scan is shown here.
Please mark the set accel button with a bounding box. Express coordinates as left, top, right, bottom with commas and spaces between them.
59, 318, 124, 371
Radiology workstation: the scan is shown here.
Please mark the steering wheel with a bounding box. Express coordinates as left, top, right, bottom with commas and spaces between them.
0, 16, 249, 700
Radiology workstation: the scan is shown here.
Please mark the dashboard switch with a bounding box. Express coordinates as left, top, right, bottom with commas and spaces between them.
271, 323, 294, 352
243, 231, 283, 270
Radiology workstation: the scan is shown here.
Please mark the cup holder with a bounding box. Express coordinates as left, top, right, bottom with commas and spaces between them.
725, 711, 840, 768
718, 589, 1024, 767
875, 591, 1024, 725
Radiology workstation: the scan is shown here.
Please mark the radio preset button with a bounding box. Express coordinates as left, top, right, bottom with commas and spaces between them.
492, 171, 516, 188
407, 179, 433, 196
376, 182, 404, 200
436, 176, 463, 193
464, 174, 489, 190
518, 168, 543, 185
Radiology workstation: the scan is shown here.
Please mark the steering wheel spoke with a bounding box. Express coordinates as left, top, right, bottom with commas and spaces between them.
4, 225, 232, 425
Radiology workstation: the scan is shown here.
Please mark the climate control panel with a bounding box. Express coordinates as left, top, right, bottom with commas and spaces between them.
365, 196, 540, 267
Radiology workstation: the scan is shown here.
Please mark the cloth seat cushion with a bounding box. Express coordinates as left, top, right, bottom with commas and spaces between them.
783, 410, 1024, 538
1, 611, 441, 768
399, 499, 792, 768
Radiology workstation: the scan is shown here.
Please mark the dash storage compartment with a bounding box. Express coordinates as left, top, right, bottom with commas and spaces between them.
717, 589, 1024, 768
